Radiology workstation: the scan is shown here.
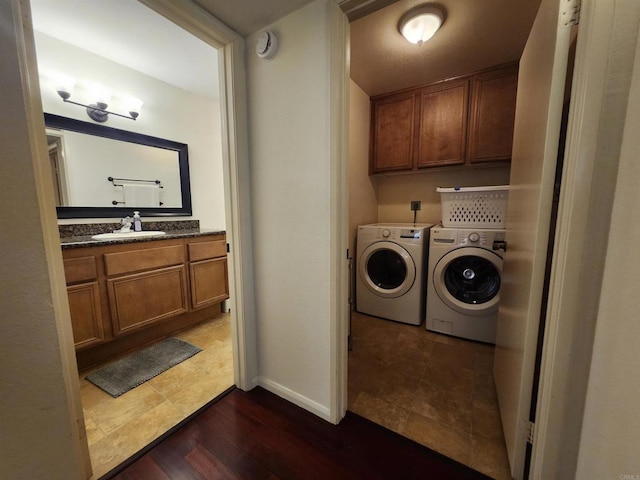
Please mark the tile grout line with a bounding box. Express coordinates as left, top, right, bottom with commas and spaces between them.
79, 315, 233, 477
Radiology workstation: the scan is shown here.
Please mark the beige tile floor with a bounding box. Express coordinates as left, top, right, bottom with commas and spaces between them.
79, 313, 234, 479
348, 312, 512, 480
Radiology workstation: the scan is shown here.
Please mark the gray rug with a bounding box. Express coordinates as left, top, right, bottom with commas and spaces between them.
86, 337, 201, 397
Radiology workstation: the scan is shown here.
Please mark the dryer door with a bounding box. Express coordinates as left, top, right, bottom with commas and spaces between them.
433, 247, 503, 315
359, 241, 416, 298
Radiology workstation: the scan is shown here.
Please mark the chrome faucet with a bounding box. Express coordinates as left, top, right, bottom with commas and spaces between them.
115, 216, 132, 233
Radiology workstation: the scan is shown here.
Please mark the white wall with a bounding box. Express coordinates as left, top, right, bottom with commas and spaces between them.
246, 0, 346, 419
377, 166, 511, 225
35, 32, 225, 229
575, 23, 640, 477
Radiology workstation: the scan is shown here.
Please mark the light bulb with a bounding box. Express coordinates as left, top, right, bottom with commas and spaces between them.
399, 7, 444, 45
48, 72, 76, 100
84, 82, 112, 107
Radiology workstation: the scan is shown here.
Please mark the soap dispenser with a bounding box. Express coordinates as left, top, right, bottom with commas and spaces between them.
133, 211, 142, 232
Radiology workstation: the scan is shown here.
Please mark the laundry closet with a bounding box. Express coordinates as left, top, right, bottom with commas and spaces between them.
345, 1, 539, 478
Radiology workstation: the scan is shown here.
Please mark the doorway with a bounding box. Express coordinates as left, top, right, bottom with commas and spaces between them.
345, 0, 538, 477
28, 0, 248, 476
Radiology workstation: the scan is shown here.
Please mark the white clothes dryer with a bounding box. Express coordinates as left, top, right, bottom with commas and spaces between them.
356, 223, 433, 325
426, 226, 506, 343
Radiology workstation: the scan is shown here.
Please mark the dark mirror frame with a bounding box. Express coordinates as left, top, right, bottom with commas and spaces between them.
45, 113, 192, 219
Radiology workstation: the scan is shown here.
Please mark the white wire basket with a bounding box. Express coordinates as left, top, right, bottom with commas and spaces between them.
437, 185, 509, 228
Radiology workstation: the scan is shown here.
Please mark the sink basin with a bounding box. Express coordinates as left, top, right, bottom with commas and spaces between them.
91, 231, 166, 240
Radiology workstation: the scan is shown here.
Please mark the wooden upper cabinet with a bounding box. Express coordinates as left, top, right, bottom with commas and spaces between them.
417, 79, 469, 168
467, 65, 518, 163
370, 93, 416, 173
369, 63, 518, 174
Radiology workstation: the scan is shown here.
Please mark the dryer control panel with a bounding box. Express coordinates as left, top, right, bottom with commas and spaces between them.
358, 224, 433, 246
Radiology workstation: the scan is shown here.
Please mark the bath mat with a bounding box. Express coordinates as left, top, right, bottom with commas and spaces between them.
86, 337, 201, 397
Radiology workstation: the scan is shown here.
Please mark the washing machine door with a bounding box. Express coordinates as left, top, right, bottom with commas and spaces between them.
359, 241, 416, 298
433, 247, 502, 316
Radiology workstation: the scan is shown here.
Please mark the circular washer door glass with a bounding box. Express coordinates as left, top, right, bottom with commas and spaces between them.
359, 241, 415, 298
367, 249, 407, 289
443, 255, 500, 304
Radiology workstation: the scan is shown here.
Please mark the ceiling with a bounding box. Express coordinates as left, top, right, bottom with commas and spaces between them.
349, 0, 542, 96
190, 0, 540, 97
192, 0, 315, 37
29, 0, 541, 101
30, 0, 219, 99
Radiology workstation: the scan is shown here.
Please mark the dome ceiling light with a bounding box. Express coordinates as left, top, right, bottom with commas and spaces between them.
399, 5, 445, 46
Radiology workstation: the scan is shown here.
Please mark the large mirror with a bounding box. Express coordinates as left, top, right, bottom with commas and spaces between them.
45, 113, 192, 219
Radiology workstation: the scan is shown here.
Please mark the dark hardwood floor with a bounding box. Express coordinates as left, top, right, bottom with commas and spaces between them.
109, 386, 491, 480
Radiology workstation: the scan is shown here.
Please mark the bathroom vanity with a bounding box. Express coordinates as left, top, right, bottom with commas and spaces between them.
61, 230, 228, 370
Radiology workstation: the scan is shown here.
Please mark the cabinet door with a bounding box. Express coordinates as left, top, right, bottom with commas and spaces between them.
190, 258, 229, 310
107, 265, 188, 336
467, 65, 518, 163
417, 79, 469, 168
67, 282, 104, 350
370, 93, 416, 173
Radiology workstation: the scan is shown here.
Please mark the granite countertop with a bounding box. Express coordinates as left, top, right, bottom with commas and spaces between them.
59, 221, 225, 249
60, 229, 225, 249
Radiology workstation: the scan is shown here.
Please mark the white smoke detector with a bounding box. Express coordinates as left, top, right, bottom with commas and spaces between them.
256, 30, 278, 60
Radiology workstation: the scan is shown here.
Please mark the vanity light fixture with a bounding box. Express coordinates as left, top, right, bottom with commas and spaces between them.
399, 5, 445, 46
51, 74, 143, 123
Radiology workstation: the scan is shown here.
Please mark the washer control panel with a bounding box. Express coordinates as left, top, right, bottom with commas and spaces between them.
431, 228, 505, 247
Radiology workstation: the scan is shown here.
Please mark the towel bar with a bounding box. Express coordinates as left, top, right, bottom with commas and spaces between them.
108, 176, 163, 188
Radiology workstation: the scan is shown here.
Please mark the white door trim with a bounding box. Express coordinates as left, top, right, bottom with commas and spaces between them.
328, 1, 350, 424
139, 0, 258, 389
531, 0, 640, 477
13, 0, 91, 476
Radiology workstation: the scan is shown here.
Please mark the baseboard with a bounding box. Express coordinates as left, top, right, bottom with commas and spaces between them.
258, 376, 331, 422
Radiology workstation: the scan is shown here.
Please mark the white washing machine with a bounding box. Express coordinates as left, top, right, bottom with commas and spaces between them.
356, 223, 433, 325
426, 226, 506, 343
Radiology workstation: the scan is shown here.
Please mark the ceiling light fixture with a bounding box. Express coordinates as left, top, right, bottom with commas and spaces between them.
49, 73, 143, 123
399, 5, 445, 46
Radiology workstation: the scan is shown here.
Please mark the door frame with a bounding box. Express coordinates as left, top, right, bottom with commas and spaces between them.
15, 0, 257, 475
531, 0, 640, 477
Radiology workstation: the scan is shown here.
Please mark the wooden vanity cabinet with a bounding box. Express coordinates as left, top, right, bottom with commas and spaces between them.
62, 233, 228, 369
369, 63, 518, 174
104, 244, 189, 336
188, 237, 229, 310
63, 256, 104, 349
